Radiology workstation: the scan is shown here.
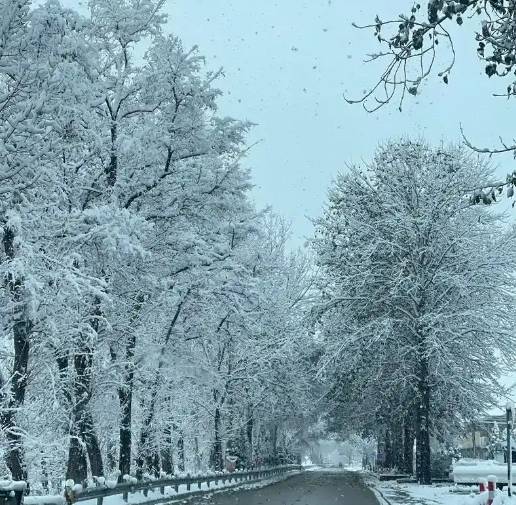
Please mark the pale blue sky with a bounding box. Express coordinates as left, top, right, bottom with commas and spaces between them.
61, 0, 516, 245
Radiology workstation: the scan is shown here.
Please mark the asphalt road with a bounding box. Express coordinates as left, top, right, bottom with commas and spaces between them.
190, 471, 379, 505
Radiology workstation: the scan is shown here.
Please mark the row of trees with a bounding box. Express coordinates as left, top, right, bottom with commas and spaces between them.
329, 0, 516, 482
4, 0, 514, 489
0, 0, 314, 487
312, 140, 516, 484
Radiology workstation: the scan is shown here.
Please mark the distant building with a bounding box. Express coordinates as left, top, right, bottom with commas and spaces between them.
459, 413, 516, 462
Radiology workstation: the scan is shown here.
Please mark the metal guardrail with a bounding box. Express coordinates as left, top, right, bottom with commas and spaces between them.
27, 465, 303, 505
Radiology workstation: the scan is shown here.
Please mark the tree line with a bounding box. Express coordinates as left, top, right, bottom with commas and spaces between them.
0, 0, 315, 488
3, 0, 516, 491
311, 0, 516, 484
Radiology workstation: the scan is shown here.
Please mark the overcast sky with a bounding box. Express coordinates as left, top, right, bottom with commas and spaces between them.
62, 0, 515, 246
166, 1, 516, 246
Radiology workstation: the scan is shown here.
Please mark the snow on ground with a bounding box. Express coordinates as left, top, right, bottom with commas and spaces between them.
453, 459, 509, 484
374, 481, 516, 505
377, 482, 472, 505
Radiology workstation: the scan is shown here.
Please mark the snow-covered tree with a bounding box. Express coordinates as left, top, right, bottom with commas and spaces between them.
0, 0, 315, 486
312, 140, 516, 483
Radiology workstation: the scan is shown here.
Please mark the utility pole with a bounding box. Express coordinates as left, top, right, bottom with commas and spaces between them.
507, 401, 513, 497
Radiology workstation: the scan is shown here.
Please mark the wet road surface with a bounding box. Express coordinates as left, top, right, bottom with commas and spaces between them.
191, 471, 379, 505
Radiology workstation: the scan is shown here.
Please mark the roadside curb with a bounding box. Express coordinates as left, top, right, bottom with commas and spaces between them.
360, 472, 393, 505
371, 485, 394, 505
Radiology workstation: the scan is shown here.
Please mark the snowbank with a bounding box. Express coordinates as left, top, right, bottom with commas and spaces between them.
454, 459, 509, 484
25, 496, 65, 505
375, 480, 516, 505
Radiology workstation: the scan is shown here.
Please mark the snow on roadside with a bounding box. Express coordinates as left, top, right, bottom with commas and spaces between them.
372, 480, 516, 505
375, 481, 466, 505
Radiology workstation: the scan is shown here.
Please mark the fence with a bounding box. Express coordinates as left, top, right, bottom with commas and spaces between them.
26, 465, 303, 505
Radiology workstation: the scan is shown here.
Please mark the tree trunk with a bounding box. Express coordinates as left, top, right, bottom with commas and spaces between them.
415, 358, 432, 484
403, 421, 414, 475
194, 437, 201, 471
107, 122, 117, 187
84, 411, 104, 477
66, 349, 90, 482
271, 424, 278, 465
117, 294, 143, 479
118, 332, 136, 478
210, 407, 223, 471
67, 433, 88, 483
106, 440, 117, 473
161, 427, 173, 475
391, 422, 404, 470
246, 407, 253, 465
0, 226, 31, 480
177, 432, 185, 472
56, 353, 72, 409
384, 430, 393, 469
137, 381, 159, 475
66, 335, 104, 481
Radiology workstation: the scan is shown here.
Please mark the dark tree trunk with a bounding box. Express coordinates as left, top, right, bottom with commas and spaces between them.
246, 407, 253, 464
194, 437, 201, 471
106, 122, 117, 187
56, 353, 72, 408
106, 440, 117, 473
66, 349, 91, 482
67, 433, 88, 483
391, 422, 404, 470
84, 411, 104, 477
118, 294, 143, 479
137, 380, 159, 475
118, 332, 136, 478
271, 424, 278, 465
66, 325, 104, 481
210, 407, 223, 471
0, 226, 31, 480
415, 358, 432, 484
403, 420, 414, 475
161, 427, 174, 475
177, 432, 185, 472
384, 430, 393, 469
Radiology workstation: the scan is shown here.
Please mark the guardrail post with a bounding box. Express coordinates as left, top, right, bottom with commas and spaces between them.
160, 485, 164, 495
488, 475, 497, 505
96, 496, 103, 505
186, 474, 191, 491
122, 490, 128, 503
